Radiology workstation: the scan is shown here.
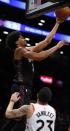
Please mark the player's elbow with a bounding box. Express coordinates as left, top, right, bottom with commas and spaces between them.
34, 55, 46, 61
37, 51, 50, 61
5, 111, 13, 119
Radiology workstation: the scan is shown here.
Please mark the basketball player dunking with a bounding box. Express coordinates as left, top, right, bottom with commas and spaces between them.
6, 16, 68, 107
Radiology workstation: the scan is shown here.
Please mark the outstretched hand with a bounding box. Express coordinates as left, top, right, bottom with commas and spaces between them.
63, 40, 69, 46
55, 7, 70, 24
10, 92, 21, 103
57, 40, 69, 49
56, 17, 65, 24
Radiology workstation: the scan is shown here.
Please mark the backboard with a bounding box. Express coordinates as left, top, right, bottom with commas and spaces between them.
26, 0, 70, 18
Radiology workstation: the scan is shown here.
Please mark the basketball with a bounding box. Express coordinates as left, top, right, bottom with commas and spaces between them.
55, 7, 70, 20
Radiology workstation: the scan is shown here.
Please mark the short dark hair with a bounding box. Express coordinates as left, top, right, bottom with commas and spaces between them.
38, 87, 52, 103
6, 31, 22, 51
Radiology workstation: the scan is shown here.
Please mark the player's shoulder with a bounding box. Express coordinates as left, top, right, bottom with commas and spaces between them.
15, 47, 23, 53
47, 105, 56, 113
30, 103, 36, 108
29, 103, 37, 110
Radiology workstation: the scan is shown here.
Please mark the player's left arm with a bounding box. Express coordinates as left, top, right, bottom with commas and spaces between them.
6, 105, 29, 119
29, 21, 60, 52
5, 92, 29, 119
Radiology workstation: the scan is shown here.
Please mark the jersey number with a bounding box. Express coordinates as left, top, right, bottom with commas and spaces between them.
36, 120, 53, 131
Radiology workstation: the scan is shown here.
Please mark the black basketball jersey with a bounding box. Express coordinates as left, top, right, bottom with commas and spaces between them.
13, 58, 34, 86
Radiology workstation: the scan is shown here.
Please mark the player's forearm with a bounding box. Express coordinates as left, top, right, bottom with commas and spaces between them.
5, 100, 15, 118
37, 44, 60, 61
33, 22, 60, 52
45, 22, 59, 44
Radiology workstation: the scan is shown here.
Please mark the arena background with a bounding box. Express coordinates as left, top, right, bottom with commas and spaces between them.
0, 0, 70, 130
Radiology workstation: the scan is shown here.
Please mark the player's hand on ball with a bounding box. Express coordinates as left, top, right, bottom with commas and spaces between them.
55, 7, 70, 23
56, 17, 65, 24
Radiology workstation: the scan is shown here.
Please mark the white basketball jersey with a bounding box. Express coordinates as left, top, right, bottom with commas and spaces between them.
25, 103, 56, 131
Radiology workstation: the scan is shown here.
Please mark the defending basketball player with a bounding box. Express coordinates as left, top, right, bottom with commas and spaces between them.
5, 87, 56, 131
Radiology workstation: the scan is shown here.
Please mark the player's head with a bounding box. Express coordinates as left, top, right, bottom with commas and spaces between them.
6, 31, 27, 51
37, 87, 52, 104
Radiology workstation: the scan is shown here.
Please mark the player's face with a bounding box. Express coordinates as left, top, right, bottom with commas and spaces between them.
16, 35, 27, 47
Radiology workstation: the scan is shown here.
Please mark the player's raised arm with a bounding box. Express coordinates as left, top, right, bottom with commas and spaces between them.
21, 40, 68, 61
5, 92, 29, 119
30, 18, 63, 52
